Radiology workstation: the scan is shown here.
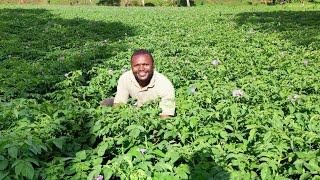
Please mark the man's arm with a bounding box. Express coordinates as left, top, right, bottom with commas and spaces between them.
159, 78, 175, 118
113, 74, 129, 106
159, 97, 175, 118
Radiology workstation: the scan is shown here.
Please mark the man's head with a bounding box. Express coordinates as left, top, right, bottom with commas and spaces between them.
131, 49, 154, 87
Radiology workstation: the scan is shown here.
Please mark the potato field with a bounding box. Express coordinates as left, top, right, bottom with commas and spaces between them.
0, 3, 320, 179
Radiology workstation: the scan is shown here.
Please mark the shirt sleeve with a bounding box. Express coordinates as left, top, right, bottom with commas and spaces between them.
114, 74, 129, 104
159, 78, 176, 116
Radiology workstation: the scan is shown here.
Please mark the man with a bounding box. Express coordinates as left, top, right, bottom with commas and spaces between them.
101, 49, 175, 119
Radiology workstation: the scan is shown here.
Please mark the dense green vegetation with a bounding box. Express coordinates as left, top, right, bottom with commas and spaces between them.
1, 3, 320, 179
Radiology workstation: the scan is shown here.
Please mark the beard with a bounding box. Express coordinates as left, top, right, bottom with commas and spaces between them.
134, 70, 154, 87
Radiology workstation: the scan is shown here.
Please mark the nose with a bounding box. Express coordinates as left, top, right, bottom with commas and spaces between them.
138, 64, 145, 71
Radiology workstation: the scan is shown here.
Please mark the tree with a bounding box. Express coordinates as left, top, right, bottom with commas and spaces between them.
186, 0, 190, 6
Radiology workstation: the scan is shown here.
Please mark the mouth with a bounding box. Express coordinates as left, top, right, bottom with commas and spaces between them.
138, 72, 147, 77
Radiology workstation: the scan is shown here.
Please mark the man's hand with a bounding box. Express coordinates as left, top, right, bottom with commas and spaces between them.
100, 98, 114, 106
160, 114, 172, 119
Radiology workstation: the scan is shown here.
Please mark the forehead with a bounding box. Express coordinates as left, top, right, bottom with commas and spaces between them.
131, 54, 153, 64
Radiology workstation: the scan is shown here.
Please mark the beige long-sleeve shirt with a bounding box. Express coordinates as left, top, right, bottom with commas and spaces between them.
114, 70, 175, 116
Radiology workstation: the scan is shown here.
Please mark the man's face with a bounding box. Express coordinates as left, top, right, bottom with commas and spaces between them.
131, 54, 154, 84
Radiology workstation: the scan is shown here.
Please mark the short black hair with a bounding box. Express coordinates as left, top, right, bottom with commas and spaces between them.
131, 49, 154, 63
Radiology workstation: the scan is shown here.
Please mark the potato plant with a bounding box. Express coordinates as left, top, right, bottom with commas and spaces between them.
0, 3, 320, 180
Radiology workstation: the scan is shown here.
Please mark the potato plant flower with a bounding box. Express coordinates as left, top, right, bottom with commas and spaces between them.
94, 175, 103, 180
232, 89, 244, 97
211, 59, 220, 66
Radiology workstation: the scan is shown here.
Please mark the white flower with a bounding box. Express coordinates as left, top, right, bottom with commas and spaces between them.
64, 73, 69, 77
303, 60, 309, 66
211, 59, 220, 66
247, 28, 255, 34
232, 89, 244, 97
189, 86, 197, 94
288, 94, 299, 103
94, 175, 104, 180
108, 69, 114, 75
58, 56, 65, 61
121, 68, 128, 73
138, 148, 147, 154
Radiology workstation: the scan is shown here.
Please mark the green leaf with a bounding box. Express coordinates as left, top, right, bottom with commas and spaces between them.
205, 98, 212, 104
92, 157, 103, 166
299, 172, 311, 180
219, 130, 228, 140
153, 149, 166, 158
225, 125, 234, 131
164, 131, 177, 139
294, 159, 304, 173
288, 105, 295, 114
263, 131, 272, 142
126, 125, 145, 132
312, 175, 320, 180
175, 164, 189, 179
261, 164, 271, 180
103, 167, 113, 180
25, 138, 42, 155
8, 146, 18, 159
0, 159, 9, 171
190, 117, 199, 128
97, 142, 109, 157
165, 150, 180, 164
87, 169, 100, 180
76, 150, 87, 161
155, 162, 173, 172
53, 137, 66, 150
25, 157, 39, 166
304, 159, 320, 172
14, 160, 23, 175
127, 147, 142, 158
296, 151, 316, 161
0, 171, 9, 179
248, 129, 256, 142
15, 160, 34, 179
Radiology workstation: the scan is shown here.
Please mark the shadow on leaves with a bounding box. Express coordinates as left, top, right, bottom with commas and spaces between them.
0, 8, 134, 99
189, 148, 230, 179
97, 0, 121, 6
235, 10, 320, 49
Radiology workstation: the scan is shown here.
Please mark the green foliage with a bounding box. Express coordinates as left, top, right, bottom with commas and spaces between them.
0, 3, 320, 179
